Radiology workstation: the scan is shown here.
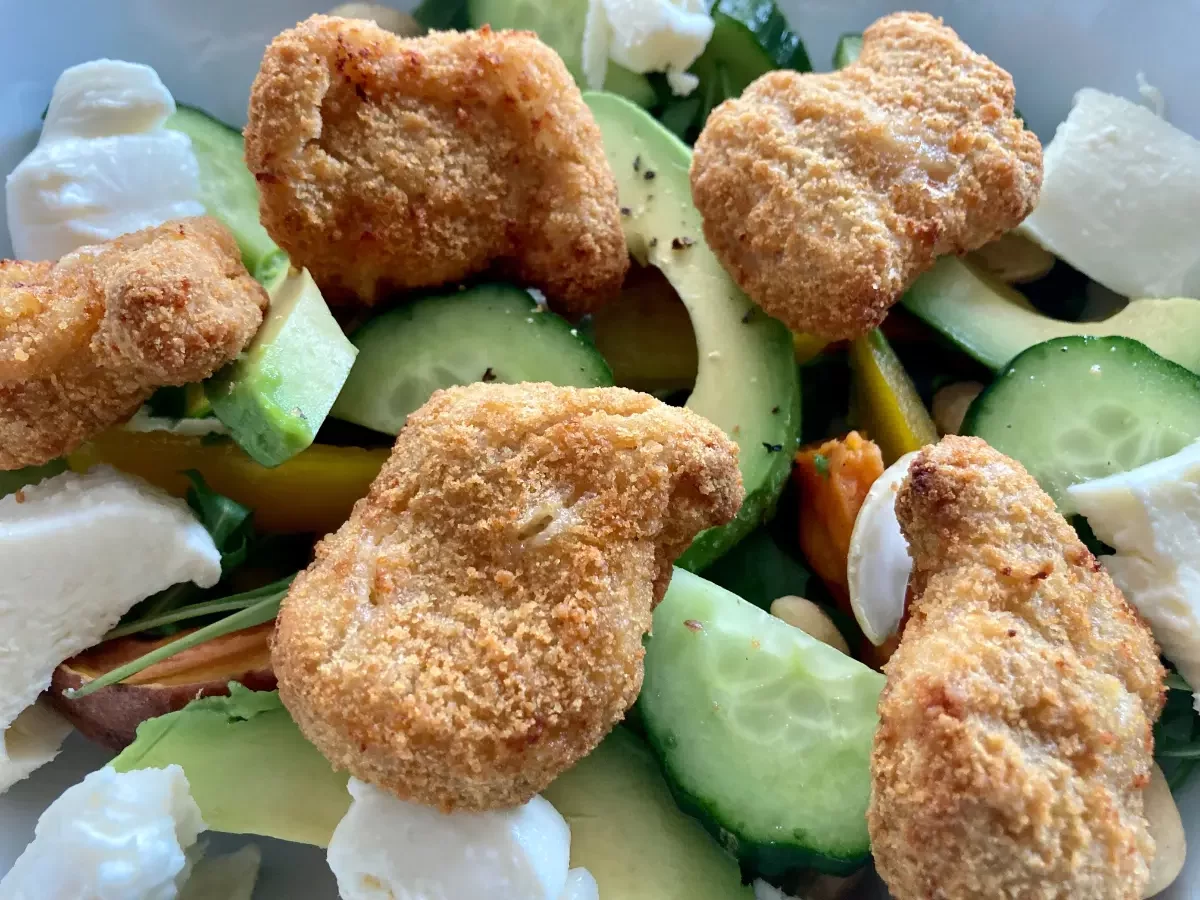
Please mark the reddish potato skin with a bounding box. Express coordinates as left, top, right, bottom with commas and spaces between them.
48, 666, 276, 750
46, 623, 276, 750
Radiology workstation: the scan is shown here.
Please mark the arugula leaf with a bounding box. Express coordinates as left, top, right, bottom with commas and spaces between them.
184, 470, 255, 570
65, 577, 293, 700
105, 576, 295, 640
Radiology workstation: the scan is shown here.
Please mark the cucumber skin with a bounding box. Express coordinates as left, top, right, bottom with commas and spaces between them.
963, 335, 1200, 510
648, 748, 869, 878
639, 570, 877, 878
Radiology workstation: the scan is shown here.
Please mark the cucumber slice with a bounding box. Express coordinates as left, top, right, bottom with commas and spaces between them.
640, 569, 884, 878
465, 0, 655, 107
331, 284, 613, 434
832, 33, 863, 69
165, 105, 284, 282
664, 0, 811, 143
964, 336, 1200, 512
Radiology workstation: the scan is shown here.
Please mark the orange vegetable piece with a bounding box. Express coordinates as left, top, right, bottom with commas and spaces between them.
793, 431, 884, 613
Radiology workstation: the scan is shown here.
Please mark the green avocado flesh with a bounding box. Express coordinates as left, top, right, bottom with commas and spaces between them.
111, 687, 350, 848
585, 91, 801, 571
114, 687, 748, 898
206, 267, 357, 468
902, 257, 1200, 374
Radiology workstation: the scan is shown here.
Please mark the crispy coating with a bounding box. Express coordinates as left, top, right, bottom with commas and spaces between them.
691, 13, 1042, 340
0, 218, 266, 469
870, 437, 1165, 900
245, 16, 629, 315
273, 382, 742, 811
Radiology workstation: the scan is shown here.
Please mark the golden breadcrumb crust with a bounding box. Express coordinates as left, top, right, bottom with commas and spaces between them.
273, 382, 742, 812
691, 12, 1042, 340
870, 436, 1165, 900
245, 16, 629, 315
0, 217, 266, 469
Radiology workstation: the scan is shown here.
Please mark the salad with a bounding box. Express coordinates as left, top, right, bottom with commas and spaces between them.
1, 1, 1199, 898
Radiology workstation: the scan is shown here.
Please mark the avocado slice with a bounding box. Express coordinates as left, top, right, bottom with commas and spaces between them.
206, 267, 357, 468
114, 688, 750, 899
902, 257, 1200, 374
584, 91, 801, 571
544, 728, 751, 900
111, 686, 351, 847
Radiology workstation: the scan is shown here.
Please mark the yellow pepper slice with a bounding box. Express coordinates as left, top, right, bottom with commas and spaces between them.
848, 329, 937, 464
68, 430, 387, 535
792, 332, 828, 364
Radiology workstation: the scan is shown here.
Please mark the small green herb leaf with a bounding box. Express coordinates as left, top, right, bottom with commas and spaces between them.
184, 470, 255, 570
65, 577, 293, 701
813, 453, 830, 477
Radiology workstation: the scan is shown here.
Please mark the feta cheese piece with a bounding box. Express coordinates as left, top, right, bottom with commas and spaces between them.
1021, 88, 1200, 300
0, 467, 220, 775
0, 702, 73, 795
5, 59, 205, 261
327, 778, 573, 900
582, 0, 714, 95
1068, 441, 1200, 710
560, 869, 599, 900
846, 451, 918, 646
0, 765, 205, 900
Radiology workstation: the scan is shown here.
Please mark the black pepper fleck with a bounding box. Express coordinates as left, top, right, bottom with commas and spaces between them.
644, 169, 656, 181
633, 154, 641, 172
619, 206, 631, 217
762, 442, 783, 453
671, 236, 695, 250
482, 367, 497, 382
771, 405, 780, 414
648, 237, 658, 248
740, 309, 752, 324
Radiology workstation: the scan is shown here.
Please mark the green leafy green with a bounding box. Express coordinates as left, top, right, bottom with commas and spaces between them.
105, 575, 294, 640
702, 527, 811, 610
66, 580, 291, 700
184, 470, 255, 570
658, 0, 811, 144
413, 0, 469, 30
1155, 667, 1200, 790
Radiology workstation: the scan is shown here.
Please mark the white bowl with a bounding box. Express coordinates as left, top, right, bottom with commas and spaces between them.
1, 2, 1196, 897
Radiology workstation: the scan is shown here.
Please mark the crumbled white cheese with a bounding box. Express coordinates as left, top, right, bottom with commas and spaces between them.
0, 702, 73, 795
0, 765, 204, 900
1021, 88, 1200, 300
6, 59, 205, 261
1069, 441, 1200, 711
327, 777, 585, 900
0, 468, 220, 778
582, 0, 714, 95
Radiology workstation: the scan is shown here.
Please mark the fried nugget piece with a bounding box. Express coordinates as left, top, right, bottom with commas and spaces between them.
870, 437, 1165, 900
273, 382, 742, 811
691, 13, 1042, 340
0, 218, 266, 469
245, 16, 629, 315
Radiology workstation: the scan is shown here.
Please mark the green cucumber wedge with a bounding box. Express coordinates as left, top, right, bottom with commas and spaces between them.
964, 336, 1200, 512
331, 284, 613, 435
166, 105, 284, 283
640, 569, 884, 878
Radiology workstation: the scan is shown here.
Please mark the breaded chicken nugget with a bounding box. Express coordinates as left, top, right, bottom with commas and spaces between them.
0, 218, 266, 469
870, 437, 1165, 900
245, 17, 629, 315
273, 382, 742, 811
691, 13, 1042, 340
